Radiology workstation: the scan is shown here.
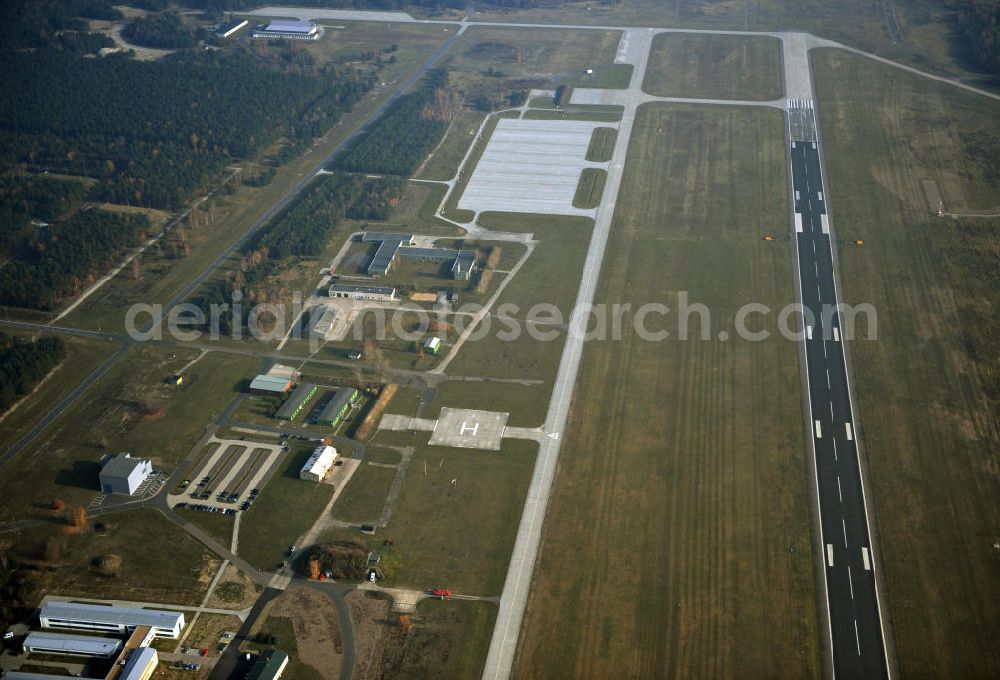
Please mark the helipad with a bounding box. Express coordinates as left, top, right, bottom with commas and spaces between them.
428, 408, 509, 450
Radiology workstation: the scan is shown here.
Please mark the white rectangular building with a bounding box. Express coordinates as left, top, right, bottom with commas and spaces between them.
98, 453, 153, 496
23, 631, 122, 657
39, 602, 185, 639
299, 445, 337, 482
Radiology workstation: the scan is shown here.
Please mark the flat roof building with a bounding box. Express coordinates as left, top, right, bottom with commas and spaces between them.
119, 646, 158, 680
275, 383, 316, 421
367, 239, 403, 277
247, 649, 289, 680
249, 374, 293, 396
329, 284, 397, 302
252, 20, 319, 40
317, 387, 359, 428
99, 453, 153, 496
23, 631, 122, 657
215, 19, 249, 38
311, 306, 339, 340
300, 445, 337, 482
39, 602, 185, 639
360, 232, 414, 245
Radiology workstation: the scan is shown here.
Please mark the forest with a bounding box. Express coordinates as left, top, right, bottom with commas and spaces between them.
338, 87, 460, 176
0, 333, 67, 413
122, 11, 197, 48
0, 207, 150, 310
0, 50, 375, 208
956, 1, 1000, 76
254, 171, 405, 258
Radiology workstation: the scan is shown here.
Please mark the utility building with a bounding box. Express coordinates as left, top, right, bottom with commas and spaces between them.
300, 445, 337, 482
39, 602, 185, 639
98, 453, 153, 496
249, 375, 292, 396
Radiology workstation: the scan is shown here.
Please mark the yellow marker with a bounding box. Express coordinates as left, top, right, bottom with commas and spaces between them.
854, 240, 864, 246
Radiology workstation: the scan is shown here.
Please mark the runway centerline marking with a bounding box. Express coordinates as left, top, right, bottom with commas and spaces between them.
854, 619, 862, 655
833, 438, 838, 461
848, 564, 855, 599
837, 475, 843, 502
842, 518, 848, 547
826, 370, 831, 389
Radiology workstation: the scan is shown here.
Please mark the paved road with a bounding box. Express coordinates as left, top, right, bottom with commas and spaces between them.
789, 124, 889, 677
479, 26, 657, 680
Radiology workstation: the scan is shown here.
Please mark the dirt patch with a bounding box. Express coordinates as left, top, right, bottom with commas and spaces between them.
183, 613, 243, 656
206, 563, 263, 610
268, 588, 344, 678
347, 591, 393, 680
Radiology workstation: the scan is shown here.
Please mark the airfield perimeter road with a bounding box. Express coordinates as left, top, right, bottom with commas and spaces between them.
478, 26, 656, 680
0, 25, 465, 471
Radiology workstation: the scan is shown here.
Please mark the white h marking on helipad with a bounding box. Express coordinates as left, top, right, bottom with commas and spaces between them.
460, 421, 480, 436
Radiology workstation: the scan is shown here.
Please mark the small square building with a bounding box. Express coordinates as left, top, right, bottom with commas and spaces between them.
99, 453, 153, 496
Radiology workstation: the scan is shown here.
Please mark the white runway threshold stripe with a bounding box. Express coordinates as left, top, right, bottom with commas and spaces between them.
846, 423, 854, 441
806, 324, 813, 340
821, 214, 830, 234
862, 547, 872, 571
827, 543, 834, 567
795, 213, 803, 232
815, 420, 823, 439
833, 327, 840, 342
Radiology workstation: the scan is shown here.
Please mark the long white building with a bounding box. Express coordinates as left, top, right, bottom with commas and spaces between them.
23, 631, 122, 657
300, 445, 337, 482
39, 601, 185, 639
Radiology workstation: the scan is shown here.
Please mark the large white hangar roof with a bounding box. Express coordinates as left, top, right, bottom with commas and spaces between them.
458, 118, 611, 217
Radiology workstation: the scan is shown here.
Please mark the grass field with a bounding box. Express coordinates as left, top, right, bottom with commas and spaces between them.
643, 33, 782, 100
586, 127, 617, 162
326, 431, 535, 595
362, 598, 497, 679
417, 110, 487, 181
813, 49, 1000, 677
445, 26, 622, 80
3, 508, 216, 607
573, 168, 606, 209
237, 444, 336, 570
0, 347, 257, 520
331, 459, 396, 524
513, 102, 820, 678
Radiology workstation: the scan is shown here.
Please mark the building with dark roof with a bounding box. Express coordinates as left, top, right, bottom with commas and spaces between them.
360, 232, 414, 244
451, 251, 476, 280
247, 650, 289, 680
275, 383, 316, 421
317, 387, 359, 428
367, 239, 403, 277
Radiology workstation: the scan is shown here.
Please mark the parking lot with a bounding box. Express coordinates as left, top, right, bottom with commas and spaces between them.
169, 437, 285, 514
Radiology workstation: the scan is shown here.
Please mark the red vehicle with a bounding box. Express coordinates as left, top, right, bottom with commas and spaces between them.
431, 589, 452, 599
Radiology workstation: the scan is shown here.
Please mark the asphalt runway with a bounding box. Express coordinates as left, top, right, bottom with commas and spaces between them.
790, 133, 889, 679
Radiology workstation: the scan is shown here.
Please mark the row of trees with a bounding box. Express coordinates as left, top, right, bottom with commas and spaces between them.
338, 88, 459, 176
0, 209, 149, 310
255, 171, 405, 258
0, 334, 67, 413
0, 50, 376, 208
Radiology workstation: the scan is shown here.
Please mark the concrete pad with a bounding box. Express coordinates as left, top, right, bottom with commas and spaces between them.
379, 414, 438, 432
428, 408, 508, 450
458, 119, 609, 217
569, 88, 622, 106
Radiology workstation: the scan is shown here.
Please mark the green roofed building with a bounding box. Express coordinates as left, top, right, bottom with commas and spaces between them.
275, 383, 316, 421
317, 387, 359, 428
247, 649, 289, 680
